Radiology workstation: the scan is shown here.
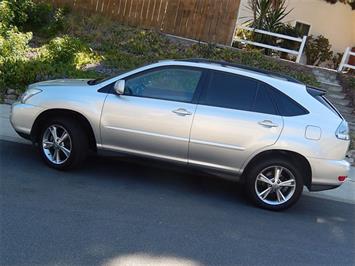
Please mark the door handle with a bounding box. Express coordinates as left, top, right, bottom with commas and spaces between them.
258, 120, 278, 128
172, 108, 192, 116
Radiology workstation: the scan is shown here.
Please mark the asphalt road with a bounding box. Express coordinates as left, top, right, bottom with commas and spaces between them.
0, 140, 354, 266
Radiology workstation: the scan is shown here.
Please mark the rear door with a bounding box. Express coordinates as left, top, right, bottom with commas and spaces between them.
188, 70, 283, 173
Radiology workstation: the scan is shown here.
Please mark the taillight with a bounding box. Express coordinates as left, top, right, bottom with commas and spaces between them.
336, 120, 350, 140
338, 176, 347, 182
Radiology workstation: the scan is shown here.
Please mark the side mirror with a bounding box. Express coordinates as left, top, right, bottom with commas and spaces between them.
114, 80, 125, 95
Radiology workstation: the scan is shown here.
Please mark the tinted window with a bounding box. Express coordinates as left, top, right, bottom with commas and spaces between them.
124, 67, 202, 102
252, 83, 277, 115
269, 87, 309, 116
200, 71, 258, 111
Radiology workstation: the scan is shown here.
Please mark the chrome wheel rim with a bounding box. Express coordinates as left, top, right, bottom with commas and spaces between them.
255, 166, 296, 206
42, 125, 72, 165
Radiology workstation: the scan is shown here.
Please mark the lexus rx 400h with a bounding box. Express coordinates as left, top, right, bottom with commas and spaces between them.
10, 59, 350, 210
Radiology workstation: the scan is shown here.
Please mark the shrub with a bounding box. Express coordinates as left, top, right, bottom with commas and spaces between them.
35, 6, 68, 37
305, 35, 333, 66
339, 73, 355, 91
44, 36, 85, 63
0, 31, 100, 95
103, 50, 148, 70
0, 0, 33, 29
328, 52, 343, 70
0, 28, 32, 59
49, 7, 67, 33
0, 28, 32, 93
122, 30, 167, 55
43, 35, 101, 67
26, 2, 53, 29
277, 24, 302, 60
0, 0, 68, 36
0, 1, 14, 29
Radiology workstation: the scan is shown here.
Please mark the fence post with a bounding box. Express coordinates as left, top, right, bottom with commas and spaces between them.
296, 35, 307, 63
338, 47, 350, 72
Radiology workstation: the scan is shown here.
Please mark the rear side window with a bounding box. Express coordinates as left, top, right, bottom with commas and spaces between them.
199, 71, 258, 111
269, 86, 309, 116
252, 83, 277, 115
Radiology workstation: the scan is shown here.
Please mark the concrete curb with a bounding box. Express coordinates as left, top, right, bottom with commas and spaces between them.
304, 190, 355, 205
1, 104, 354, 204
304, 178, 355, 205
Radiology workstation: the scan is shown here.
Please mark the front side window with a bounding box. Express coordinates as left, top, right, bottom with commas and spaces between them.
199, 71, 258, 111
124, 67, 202, 102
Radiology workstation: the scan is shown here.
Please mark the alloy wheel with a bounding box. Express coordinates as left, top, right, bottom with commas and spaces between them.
254, 166, 296, 206
42, 124, 72, 165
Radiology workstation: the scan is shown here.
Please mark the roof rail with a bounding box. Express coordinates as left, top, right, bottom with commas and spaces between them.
175, 58, 302, 84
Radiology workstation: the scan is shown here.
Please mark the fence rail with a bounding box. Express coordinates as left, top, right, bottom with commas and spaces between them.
234, 25, 307, 63
41, 0, 240, 45
338, 47, 355, 72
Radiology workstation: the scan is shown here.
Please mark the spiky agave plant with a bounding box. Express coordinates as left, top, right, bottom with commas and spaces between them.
246, 0, 292, 31
244, 0, 292, 54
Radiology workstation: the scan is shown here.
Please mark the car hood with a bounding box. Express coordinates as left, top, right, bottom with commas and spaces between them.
29, 79, 91, 88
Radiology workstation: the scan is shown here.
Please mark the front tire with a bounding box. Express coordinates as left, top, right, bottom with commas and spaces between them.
245, 158, 304, 211
39, 117, 88, 170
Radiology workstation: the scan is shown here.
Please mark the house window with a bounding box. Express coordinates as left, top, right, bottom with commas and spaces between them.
295, 21, 311, 37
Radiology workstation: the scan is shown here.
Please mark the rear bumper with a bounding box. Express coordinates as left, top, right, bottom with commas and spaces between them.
309, 184, 341, 192
308, 157, 350, 191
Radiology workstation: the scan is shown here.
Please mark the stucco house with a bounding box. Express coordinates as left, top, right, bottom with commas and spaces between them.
236, 0, 355, 54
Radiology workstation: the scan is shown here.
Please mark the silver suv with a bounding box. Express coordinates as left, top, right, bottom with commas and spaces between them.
10, 59, 350, 210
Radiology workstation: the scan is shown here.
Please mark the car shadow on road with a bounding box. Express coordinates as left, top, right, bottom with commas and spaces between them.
1, 140, 354, 266
84, 154, 250, 204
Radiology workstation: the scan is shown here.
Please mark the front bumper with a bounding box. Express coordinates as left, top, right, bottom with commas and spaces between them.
308, 157, 350, 191
10, 102, 44, 138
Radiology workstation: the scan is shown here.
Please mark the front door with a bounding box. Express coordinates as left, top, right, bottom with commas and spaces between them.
100, 66, 205, 163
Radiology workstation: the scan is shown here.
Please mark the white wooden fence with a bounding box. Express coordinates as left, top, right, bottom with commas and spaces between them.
234, 25, 307, 63
338, 47, 355, 72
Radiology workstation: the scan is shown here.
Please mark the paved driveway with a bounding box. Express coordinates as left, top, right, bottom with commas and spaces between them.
1, 140, 354, 266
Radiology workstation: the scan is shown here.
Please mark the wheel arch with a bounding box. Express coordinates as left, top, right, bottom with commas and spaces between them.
30, 109, 97, 152
241, 149, 312, 189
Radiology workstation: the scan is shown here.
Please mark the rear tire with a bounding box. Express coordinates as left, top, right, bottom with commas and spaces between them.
245, 158, 303, 211
38, 117, 88, 170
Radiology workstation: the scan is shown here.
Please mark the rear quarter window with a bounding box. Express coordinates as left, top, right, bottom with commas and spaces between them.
268, 86, 309, 116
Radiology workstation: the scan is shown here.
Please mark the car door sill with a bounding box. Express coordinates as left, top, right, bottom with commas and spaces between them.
188, 159, 242, 173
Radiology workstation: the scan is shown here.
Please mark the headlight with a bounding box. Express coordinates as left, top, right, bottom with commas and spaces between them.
20, 88, 42, 103
335, 120, 350, 140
